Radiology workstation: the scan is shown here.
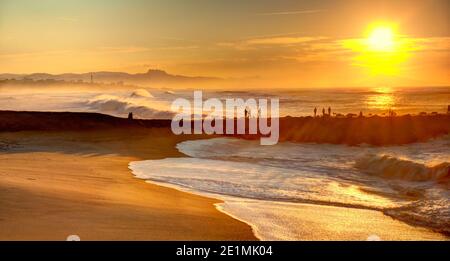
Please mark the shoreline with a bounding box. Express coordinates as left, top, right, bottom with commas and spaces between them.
130, 137, 450, 240
130, 166, 447, 240
132, 177, 264, 240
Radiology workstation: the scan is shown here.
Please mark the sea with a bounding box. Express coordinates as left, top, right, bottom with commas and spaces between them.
1, 86, 449, 118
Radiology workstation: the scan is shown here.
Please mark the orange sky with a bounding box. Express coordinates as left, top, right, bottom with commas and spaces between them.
0, 0, 449, 88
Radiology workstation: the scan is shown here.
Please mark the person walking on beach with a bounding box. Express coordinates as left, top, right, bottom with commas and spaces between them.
314, 107, 317, 117
322, 108, 325, 117
328, 107, 331, 116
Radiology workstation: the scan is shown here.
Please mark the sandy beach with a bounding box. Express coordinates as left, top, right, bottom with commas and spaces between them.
0, 129, 256, 240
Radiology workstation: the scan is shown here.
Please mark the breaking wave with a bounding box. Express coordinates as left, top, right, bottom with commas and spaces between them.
130, 89, 154, 98
86, 92, 174, 119
355, 154, 450, 182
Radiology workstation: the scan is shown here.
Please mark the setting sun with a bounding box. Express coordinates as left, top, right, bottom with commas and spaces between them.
367, 27, 395, 52
342, 22, 413, 77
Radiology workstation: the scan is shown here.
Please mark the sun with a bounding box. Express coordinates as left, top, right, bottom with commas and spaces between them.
342, 22, 411, 77
366, 26, 395, 52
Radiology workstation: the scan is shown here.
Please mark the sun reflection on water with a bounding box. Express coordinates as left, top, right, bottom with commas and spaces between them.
374, 86, 392, 94
366, 87, 396, 111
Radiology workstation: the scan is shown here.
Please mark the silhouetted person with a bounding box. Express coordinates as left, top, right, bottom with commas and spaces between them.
322, 108, 325, 117
328, 107, 331, 116
388, 109, 396, 117
128, 112, 133, 120
314, 107, 317, 117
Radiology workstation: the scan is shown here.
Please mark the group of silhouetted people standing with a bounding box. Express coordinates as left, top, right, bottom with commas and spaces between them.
314, 107, 331, 117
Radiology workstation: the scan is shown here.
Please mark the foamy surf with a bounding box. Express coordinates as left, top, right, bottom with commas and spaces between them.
129, 136, 450, 239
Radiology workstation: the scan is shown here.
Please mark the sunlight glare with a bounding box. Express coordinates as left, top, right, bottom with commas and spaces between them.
342, 22, 412, 77
367, 27, 395, 52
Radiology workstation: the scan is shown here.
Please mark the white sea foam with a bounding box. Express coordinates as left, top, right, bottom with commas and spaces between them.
86, 92, 174, 119
129, 136, 450, 239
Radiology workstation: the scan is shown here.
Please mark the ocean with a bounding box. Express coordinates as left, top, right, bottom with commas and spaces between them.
0, 86, 449, 118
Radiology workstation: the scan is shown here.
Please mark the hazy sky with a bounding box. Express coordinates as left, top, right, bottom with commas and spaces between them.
0, 0, 449, 87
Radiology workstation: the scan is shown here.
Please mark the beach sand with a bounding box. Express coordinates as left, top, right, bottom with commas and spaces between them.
0, 128, 447, 240
0, 129, 255, 240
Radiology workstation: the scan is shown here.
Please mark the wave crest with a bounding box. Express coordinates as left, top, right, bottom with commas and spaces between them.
86, 93, 174, 119
130, 89, 153, 98
355, 154, 449, 182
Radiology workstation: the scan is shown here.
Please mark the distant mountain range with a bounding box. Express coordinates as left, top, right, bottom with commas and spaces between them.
0, 69, 222, 86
